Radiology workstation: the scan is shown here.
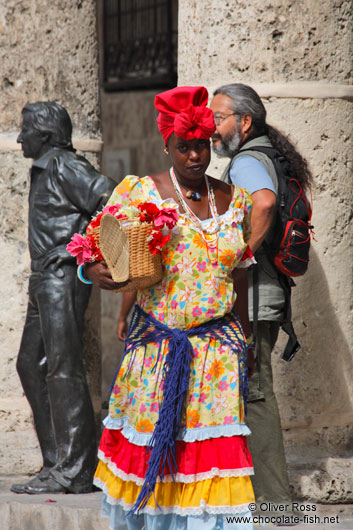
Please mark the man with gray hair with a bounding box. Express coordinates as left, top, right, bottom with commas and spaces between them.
11, 102, 115, 494
211, 84, 312, 509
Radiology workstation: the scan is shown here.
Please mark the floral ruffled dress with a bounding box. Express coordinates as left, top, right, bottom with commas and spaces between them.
94, 176, 255, 530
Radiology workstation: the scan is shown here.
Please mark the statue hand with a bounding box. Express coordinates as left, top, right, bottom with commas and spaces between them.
43, 247, 73, 270
85, 261, 128, 291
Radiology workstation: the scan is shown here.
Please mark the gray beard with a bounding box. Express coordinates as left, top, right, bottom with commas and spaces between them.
212, 128, 242, 158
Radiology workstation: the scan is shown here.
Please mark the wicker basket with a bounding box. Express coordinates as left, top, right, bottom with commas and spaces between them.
94, 214, 163, 292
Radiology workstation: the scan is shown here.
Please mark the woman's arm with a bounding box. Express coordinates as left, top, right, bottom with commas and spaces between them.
232, 268, 254, 377
117, 292, 137, 341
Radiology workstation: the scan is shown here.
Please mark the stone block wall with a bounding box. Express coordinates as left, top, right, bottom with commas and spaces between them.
0, 0, 102, 475
178, 0, 353, 502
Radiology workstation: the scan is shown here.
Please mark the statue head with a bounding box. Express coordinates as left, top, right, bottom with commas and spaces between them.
18, 101, 74, 159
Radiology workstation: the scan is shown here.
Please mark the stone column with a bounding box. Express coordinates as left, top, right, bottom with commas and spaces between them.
178, 0, 353, 502
0, 0, 102, 475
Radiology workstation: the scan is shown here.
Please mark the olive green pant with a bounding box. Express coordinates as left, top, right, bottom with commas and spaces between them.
246, 321, 292, 503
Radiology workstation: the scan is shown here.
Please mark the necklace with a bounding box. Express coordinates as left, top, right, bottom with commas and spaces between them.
169, 167, 221, 234
179, 183, 201, 201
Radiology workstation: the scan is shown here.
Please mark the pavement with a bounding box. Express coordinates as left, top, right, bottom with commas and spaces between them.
0, 474, 352, 530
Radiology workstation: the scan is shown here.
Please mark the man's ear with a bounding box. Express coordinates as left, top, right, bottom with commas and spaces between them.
241, 113, 252, 134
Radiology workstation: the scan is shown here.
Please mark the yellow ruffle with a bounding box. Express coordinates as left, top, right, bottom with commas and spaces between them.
95, 461, 254, 511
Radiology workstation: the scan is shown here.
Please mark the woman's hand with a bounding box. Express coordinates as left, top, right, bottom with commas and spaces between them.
117, 317, 129, 341
116, 292, 137, 341
85, 261, 128, 290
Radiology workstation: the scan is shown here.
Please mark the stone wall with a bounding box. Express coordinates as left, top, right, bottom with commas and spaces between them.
0, 0, 102, 475
178, 0, 353, 502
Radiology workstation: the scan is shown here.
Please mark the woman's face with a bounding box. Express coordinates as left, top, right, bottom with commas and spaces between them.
168, 134, 211, 183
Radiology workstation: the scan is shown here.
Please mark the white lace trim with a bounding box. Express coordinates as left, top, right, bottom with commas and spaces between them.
98, 450, 254, 485
102, 416, 251, 446
178, 207, 245, 236
150, 194, 246, 233
95, 478, 251, 516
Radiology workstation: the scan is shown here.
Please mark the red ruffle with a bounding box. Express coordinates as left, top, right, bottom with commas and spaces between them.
98, 428, 253, 480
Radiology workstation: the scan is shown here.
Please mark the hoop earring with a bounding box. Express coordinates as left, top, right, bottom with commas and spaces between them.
164, 148, 169, 155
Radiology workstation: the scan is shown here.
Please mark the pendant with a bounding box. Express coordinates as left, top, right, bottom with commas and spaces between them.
186, 190, 201, 201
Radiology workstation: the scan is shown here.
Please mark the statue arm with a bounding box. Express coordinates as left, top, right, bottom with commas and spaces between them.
58, 155, 116, 217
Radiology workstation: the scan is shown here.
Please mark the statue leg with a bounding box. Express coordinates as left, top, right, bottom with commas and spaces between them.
16, 275, 57, 470
34, 267, 97, 493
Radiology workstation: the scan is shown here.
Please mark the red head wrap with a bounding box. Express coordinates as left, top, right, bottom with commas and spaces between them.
155, 86, 216, 145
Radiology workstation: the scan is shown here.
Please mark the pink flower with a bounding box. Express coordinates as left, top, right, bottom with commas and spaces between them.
66, 233, 94, 265
199, 392, 207, 403
150, 402, 159, 412
224, 416, 233, 424
158, 301, 164, 308
171, 300, 178, 309
149, 392, 157, 400
153, 207, 179, 229
192, 307, 202, 317
206, 373, 212, 381
208, 297, 215, 304
197, 261, 207, 272
205, 308, 215, 319
103, 204, 123, 216
219, 381, 229, 392
112, 384, 120, 395
144, 357, 152, 368
192, 348, 200, 359
176, 243, 187, 252
140, 404, 146, 413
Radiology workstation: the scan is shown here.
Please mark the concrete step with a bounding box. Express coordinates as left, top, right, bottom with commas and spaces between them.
1, 475, 353, 529
0, 475, 109, 530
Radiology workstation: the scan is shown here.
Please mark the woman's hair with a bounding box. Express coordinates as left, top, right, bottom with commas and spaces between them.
22, 101, 74, 151
214, 84, 313, 190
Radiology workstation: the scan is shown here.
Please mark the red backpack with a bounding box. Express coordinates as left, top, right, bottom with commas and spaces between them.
244, 146, 314, 361
246, 146, 314, 278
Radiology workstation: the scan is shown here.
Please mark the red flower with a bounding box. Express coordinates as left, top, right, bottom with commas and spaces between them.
148, 230, 170, 254
138, 202, 160, 223
87, 212, 104, 231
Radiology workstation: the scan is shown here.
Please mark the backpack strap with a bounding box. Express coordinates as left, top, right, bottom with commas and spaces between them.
278, 275, 301, 361
252, 264, 259, 347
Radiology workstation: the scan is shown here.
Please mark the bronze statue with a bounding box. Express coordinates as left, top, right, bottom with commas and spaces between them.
11, 102, 115, 494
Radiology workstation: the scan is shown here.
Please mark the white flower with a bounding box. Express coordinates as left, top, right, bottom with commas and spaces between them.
179, 284, 197, 303
212, 395, 227, 414
177, 256, 197, 275
167, 314, 178, 327
204, 275, 219, 291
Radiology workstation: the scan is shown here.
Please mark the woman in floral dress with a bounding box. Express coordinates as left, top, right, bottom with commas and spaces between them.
85, 86, 255, 529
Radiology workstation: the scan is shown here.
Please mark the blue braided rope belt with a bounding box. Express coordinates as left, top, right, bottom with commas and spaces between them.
113, 304, 248, 515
